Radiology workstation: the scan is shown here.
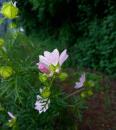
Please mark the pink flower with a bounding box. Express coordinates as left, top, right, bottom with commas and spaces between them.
37, 49, 68, 74
74, 73, 86, 89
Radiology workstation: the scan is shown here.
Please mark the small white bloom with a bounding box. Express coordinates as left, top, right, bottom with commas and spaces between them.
8, 112, 16, 122
19, 27, 24, 32
13, 1, 17, 7
74, 73, 86, 89
35, 95, 50, 114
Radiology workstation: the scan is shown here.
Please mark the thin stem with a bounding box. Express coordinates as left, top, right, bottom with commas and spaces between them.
66, 88, 84, 99
50, 75, 55, 88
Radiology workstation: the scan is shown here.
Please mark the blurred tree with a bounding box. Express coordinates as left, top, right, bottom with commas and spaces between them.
14, 0, 116, 76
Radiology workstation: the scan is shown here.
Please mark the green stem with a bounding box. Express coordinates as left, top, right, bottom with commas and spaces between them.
49, 75, 55, 88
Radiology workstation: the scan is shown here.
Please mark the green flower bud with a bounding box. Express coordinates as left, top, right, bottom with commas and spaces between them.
0, 38, 4, 48
1, 2, 19, 19
9, 22, 17, 29
84, 80, 95, 87
39, 73, 48, 83
87, 90, 93, 96
49, 64, 56, 72
0, 66, 13, 79
59, 72, 68, 81
49, 64, 60, 73
41, 87, 51, 98
80, 92, 86, 98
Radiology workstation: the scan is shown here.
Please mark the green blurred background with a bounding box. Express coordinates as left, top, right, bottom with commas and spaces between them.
15, 0, 116, 77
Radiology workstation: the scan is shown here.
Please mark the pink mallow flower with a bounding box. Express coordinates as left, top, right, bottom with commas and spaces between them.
74, 73, 86, 89
37, 49, 68, 75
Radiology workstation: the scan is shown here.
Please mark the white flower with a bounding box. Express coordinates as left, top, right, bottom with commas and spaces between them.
74, 73, 86, 89
35, 95, 50, 114
12, 1, 17, 7
7, 112, 16, 122
37, 49, 68, 75
19, 27, 24, 32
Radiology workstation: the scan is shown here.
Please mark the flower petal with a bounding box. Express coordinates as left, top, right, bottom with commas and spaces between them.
44, 51, 51, 58
80, 73, 85, 83
74, 82, 83, 89
74, 73, 85, 89
44, 51, 56, 65
39, 55, 50, 66
50, 49, 59, 66
8, 112, 15, 119
59, 49, 68, 66
13, 1, 17, 7
35, 95, 50, 114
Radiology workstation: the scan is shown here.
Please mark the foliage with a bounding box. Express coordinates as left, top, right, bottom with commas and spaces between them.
0, 1, 114, 130
16, 0, 115, 31
14, 0, 116, 77
0, 31, 102, 130
70, 14, 116, 77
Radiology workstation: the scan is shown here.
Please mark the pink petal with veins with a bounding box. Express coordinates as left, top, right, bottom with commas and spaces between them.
59, 49, 68, 66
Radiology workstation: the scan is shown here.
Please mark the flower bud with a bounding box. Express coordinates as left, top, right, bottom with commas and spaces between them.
9, 23, 17, 29
41, 87, 51, 98
0, 38, 4, 48
84, 80, 95, 87
59, 72, 68, 81
39, 73, 48, 83
80, 92, 86, 98
0, 66, 13, 79
49, 64, 56, 72
87, 90, 93, 96
38, 63, 50, 74
1, 2, 19, 19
